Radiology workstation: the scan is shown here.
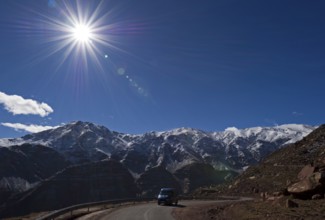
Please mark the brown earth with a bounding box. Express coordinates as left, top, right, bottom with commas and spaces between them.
172, 198, 325, 220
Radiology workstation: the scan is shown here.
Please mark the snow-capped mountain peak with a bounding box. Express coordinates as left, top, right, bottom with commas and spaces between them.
0, 121, 316, 172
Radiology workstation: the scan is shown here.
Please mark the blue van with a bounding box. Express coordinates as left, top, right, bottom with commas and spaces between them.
157, 188, 178, 205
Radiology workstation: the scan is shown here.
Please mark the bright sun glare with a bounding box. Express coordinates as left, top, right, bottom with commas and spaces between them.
38, 1, 118, 70
72, 24, 93, 43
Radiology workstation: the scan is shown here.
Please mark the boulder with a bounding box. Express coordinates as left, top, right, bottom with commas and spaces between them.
288, 178, 316, 194
298, 164, 315, 180
313, 171, 325, 183
287, 171, 325, 199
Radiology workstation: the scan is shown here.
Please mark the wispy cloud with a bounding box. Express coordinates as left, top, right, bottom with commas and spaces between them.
1, 123, 58, 133
0, 91, 53, 117
292, 111, 303, 117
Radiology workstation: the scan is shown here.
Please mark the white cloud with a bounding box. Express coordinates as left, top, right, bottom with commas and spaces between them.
1, 123, 57, 133
0, 92, 53, 117
225, 126, 239, 132
225, 126, 241, 136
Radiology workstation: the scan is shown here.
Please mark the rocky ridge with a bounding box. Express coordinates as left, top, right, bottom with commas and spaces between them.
0, 122, 316, 218
0, 122, 314, 200
0, 122, 315, 173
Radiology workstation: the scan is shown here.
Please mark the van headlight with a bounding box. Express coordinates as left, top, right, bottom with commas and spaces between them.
158, 195, 167, 199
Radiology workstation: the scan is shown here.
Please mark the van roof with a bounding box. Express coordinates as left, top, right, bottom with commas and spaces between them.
160, 188, 176, 191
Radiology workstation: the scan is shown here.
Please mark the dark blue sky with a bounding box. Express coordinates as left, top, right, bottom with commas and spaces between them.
0, 0, 324, 137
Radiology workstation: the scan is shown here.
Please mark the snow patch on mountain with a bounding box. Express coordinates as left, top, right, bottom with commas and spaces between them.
0, 122, 317, 173
0, 138, 24, 147
0, 177, 36, 193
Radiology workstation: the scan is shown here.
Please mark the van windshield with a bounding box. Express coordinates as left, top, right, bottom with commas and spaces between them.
160, 190, 174, 196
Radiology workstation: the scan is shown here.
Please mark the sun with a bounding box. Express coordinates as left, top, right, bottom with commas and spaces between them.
32, 1, 131, 71
36, 1, 112, 70
72, 23, 93, 43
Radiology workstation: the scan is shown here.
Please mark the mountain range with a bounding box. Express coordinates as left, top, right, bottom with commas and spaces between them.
0, 121, 315, 171
0, 121, 316, 217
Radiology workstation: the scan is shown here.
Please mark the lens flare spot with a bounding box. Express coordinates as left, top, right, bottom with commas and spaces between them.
117, 68, 125, 75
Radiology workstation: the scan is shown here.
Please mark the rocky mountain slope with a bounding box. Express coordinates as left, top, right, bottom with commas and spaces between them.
198, 124, 325, 197
0, 160, 138, 218
189, 125, 325, 220
0, 122, 315, 197
0, 144, 69, 206
0, 121, 316, 217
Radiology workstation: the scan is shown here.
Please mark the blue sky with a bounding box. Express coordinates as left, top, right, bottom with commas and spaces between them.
0, 0, 324, 138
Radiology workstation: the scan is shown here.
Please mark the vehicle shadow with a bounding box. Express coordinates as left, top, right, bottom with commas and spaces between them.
159, 204, 186, 208
173, 204, 186, 208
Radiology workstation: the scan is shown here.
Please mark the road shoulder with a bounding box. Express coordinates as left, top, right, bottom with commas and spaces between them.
172, 201, 236, 220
